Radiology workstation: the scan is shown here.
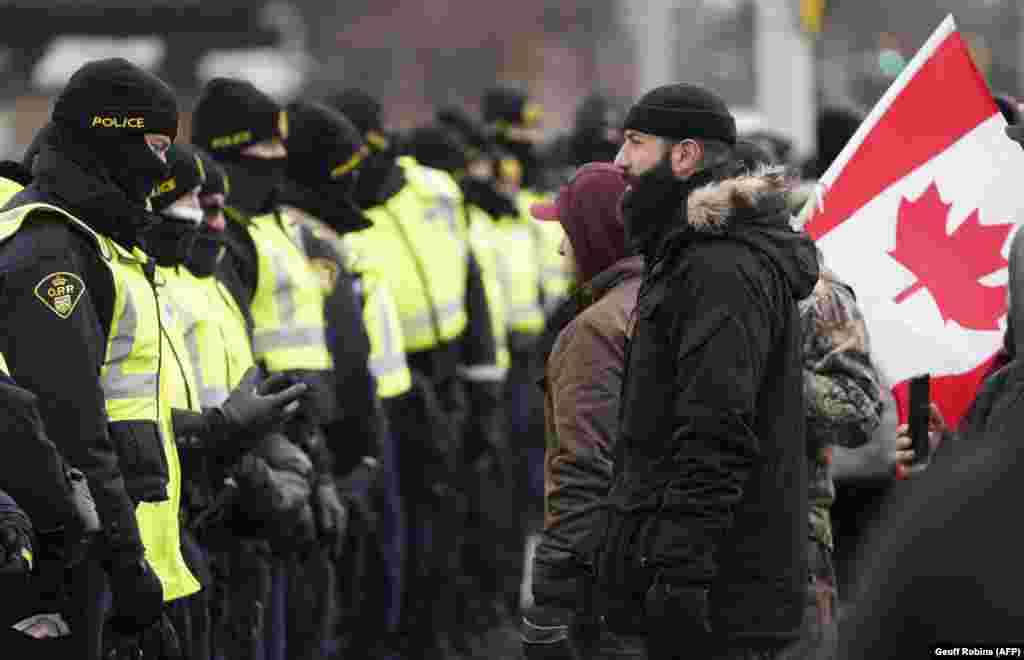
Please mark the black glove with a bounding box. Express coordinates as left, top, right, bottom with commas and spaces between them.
232, 433, 316, 553
0, 507, 33, 577
314, 476, 348, 559
37, 468, 101, 568
643, 581, 711, 657
104, 553, 165, 635
218, 366, 308, 440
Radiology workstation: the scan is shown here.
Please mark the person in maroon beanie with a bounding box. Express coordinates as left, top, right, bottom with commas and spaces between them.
519, 162, 646, 659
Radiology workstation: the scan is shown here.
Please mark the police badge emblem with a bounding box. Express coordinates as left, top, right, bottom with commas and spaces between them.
34, 272, 85, 319
309, 257, 339, 292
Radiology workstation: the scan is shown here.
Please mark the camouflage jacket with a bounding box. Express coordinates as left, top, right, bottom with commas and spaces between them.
801, 267, 883, 549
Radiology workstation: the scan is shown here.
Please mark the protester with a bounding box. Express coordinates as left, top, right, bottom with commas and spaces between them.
517, 162, 643, 659
597, 83, 819, 660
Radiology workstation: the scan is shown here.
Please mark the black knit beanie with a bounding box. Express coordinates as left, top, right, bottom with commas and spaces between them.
406, 125, 468, 174
192, 77, 285, 159
482, 86, 536, 127
285, 100, 367, 185
150, 143, 205, 213
52, 58, 178, 140
436, 106, 491, 159
325, 89, 384, 138
623, 83, 736, 145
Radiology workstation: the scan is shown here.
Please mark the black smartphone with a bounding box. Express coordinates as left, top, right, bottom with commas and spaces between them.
908, 373, 931, 464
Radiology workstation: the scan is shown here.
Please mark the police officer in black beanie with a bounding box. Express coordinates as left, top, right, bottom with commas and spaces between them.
192, 77, 345, 660
0, 57, 180, 660
326, 88, 408, 209
593, 83, 819, 659
279, 99, 403, 657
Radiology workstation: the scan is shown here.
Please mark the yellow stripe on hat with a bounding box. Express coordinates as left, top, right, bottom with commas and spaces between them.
330, 146, 370, 179
366, 130, 389, 151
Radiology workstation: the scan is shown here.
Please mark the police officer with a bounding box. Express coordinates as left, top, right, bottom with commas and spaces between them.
191, 78, 345, 660
280, 99, 414, 657
329, 88, 501, 659
145, 143, 312, 660
187, 146, 314, 660
406, 120, 532, 633
0, 58, 178, 659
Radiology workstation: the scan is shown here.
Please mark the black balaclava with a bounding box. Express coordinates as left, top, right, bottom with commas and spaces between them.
326, 88, 406, 209
191, 77, 287, 216
569, 93, 625, 166
51, 58, 178, 204
145, 144, 205, 267
187, 148, 230, 278
279, 100, 371, 235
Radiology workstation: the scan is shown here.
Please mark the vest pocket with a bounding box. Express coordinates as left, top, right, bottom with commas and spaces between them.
109, 420, 169, 504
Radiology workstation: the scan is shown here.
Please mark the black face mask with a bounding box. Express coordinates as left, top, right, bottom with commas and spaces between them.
220, 157, 287, 216
185, 224, 225, 278
459, 177, 519, 219
278, 179, 371, 235
142, 215, 199, 267
101, 138, 170, 204
352, 148, 405, 209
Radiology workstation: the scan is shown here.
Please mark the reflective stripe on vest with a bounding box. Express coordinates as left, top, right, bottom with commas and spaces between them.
519, 190, 573, 308
0, 351, 8, 376
193, 272, 254, 409
362, 270, 412, 399
467, 205, 510, 371
358, 161, 469, 351
249, 212, 333, 372
139, 266, 201, 602
493, 222, 544, 335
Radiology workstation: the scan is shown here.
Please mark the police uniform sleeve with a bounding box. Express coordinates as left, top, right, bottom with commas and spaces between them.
0, 227, 144, 556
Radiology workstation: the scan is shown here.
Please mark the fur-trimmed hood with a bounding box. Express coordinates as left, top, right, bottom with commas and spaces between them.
685, 165, 789, 232
675, 165, 818, 301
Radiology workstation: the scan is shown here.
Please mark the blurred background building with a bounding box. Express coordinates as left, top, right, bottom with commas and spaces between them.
0, 0, 1020, 161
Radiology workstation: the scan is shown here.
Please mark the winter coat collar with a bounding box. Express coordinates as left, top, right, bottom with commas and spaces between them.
682, 165, 789, 233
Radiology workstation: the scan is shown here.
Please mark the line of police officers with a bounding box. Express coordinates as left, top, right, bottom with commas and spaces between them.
0, 58, 572, 660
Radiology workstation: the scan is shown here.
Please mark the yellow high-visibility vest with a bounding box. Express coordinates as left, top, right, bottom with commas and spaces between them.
354, 157, 469, 352
517, 189, 573, 316
465, 204, 510, 372
291, 211, 413, 400
248, 211, 333, 372
0, 203, 199, 601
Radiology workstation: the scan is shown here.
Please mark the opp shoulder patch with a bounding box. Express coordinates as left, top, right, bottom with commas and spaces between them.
309, 257, 339, 293
34, 272, 85, 319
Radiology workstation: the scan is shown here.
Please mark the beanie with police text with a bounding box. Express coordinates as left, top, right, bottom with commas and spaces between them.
191, 78, 286, 160
52, 58, 178, 140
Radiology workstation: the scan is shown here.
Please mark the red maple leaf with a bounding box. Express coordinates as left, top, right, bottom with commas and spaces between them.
888, 182, 1012, 331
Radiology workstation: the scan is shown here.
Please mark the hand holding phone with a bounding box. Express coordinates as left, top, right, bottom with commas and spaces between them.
907, 373, 932, 465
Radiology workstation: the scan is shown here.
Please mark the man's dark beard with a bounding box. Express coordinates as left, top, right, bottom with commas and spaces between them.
620, 154, 685, 256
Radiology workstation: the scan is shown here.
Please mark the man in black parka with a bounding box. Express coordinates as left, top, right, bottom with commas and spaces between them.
595, 83, 819, 660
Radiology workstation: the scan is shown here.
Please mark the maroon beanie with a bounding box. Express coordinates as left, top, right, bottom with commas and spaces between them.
531, 162, 629, 284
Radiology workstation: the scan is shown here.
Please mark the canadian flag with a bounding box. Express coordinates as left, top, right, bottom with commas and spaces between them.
803, 15, 1024, 428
